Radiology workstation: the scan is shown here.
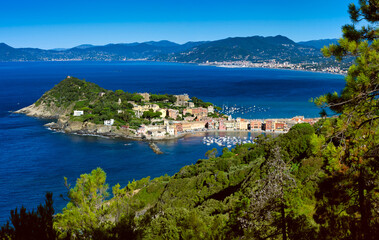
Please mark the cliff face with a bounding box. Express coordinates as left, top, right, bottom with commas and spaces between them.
45, 117, 135, 138
15, 101, 74, 119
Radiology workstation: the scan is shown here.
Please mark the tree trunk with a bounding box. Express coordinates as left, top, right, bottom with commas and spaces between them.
281, 202, 286, 240
358, 170, 369, 240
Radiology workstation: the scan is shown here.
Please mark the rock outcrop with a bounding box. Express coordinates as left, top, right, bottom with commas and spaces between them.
15, 101, 73, 119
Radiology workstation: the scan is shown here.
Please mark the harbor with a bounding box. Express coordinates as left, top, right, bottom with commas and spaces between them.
202, 135, 255, 148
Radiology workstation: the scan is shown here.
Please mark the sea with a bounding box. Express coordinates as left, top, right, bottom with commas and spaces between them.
0, 61, 345, 223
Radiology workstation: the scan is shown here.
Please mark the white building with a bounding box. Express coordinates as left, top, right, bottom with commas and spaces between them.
73, 110, 84, 116
166, 125, 175, 136
207, 105, 214, 114
104, 119, 115, 126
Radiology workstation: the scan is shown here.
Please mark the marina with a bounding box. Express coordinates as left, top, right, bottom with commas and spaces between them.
202, 136, 255, 148
219, 104, 270, 117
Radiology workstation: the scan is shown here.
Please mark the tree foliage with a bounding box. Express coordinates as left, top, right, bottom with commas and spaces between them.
0, 193, 55, 240
54, 168, 110, 239
314, 1, 379, 239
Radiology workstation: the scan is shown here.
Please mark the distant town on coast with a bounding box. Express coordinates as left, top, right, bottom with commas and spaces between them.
0, 35, 351, 75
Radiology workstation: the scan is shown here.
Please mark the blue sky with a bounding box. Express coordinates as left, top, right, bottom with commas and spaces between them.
0, 0, 352, 49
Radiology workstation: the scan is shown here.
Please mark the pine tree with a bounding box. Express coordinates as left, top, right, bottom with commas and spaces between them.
314, 1, 378, 239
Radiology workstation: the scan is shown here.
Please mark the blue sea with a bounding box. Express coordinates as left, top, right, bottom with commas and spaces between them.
0, 61, 345, 223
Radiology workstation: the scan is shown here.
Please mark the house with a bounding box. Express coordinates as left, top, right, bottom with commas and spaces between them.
275, 122, 286, 131
73, 110, 84, 116
158, 109, 167, 118
224, 121, 235, 130
99, 92, 106, 97
166, 125, 175, 136
104, 119, 114, 126
167, 109, 179, 119
174, 123, 183, 133
192, 107, 208, 118
137, 125, 146, 135
138, 93, 150, 102
218, 121, 226, 131
175, 94, 190, 106
238, 119, 249, 130
180, 121, 206, 132
263, 120, 274, 131
292, 116, 305, 123
207, 105, 214, 114
250, 120, 263, 131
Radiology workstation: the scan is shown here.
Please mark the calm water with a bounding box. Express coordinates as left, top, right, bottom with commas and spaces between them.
0, 61, 344, 223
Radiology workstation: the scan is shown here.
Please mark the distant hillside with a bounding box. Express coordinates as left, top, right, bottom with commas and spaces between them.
155, 35, 324, 64
297, 39, 339, 49
0, 41, 205, 61
0, 36, 343, 64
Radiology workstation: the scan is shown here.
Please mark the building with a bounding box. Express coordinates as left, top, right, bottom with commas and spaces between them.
224, 121, 235, 130
250, 120, 263, 131
137, 125, 146, 135
138, 93, 150, 102
275, 122, 286, 131
236, 119, 249, 130
174, 123, 183, 133
303, 118, 318, 125
166, 125, 175, 136
207, 105, 214, 114
263, 120, 274, 131
175, 94, 190, 106
167, 109, 179, 119
158, 109, 167, 118
192, 107, 208, 118
292, 116, 305, 123
99, 92, 106, 97
73, 110, 84, 116
180, 121, 206, 132
218, 121, 226, 131
104, 119, 115, 126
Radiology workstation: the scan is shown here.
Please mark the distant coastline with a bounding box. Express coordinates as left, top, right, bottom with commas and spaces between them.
0, 59, 347, 76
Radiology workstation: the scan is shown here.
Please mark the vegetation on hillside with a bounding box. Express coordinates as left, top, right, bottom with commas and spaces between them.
35, 77, 220, 130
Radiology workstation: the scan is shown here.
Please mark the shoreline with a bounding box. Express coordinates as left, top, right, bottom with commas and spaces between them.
45, 122, 282, 142
1, 59, 347, 76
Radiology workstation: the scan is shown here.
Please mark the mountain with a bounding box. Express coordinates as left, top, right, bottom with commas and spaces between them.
0, 36, 340, 64
0, 41, 205, 61
155, 35, 324, 64
297, 38, 338, 49
144, 40, 180, 47
74, 44, 96, 49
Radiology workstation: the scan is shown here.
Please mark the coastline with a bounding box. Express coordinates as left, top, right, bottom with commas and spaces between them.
1, 59, 347, 76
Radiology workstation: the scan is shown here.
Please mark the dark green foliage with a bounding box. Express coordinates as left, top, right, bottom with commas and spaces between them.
38, 77, 106, 107
0, 192, 56, 240
149, 94, 176, 103
142, 109, 162, 120
190, 97, 213, 108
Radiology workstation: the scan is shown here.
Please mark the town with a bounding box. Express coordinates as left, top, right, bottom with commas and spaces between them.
72, 91, 320, 140
202, 60, 348, 74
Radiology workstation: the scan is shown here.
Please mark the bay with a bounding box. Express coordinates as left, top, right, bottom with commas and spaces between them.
0, 61, 344, 223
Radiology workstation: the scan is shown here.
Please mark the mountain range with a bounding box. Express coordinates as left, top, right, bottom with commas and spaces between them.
0, 36, 338, 63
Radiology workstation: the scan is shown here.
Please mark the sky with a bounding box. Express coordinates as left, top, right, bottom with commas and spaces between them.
0, 0, 353, 49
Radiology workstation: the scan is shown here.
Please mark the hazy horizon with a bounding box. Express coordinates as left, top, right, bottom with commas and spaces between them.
1, 0, 350, 49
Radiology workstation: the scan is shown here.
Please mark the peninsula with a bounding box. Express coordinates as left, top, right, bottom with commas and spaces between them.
16, 77, 319, 141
